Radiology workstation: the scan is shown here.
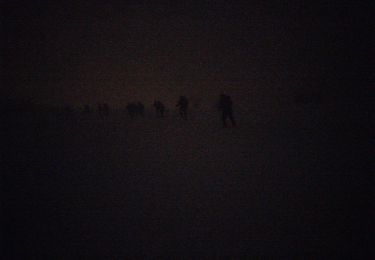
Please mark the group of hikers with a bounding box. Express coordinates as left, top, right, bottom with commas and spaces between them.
84, 94, 236, 127
130, 95, 236, 127
126, 102, 145, 119
152, 96, 189, 120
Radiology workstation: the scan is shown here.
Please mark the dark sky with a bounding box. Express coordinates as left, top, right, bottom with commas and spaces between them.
2, 0, 370, 107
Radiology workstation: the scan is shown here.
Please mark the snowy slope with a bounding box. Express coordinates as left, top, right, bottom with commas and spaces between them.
3, 108, 369, 258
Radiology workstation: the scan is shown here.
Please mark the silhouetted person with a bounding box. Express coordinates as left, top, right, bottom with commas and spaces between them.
103, 103, 109, 116
97, 103, 103, 116
126, 103, 136, 119
153, 100, 165, 117
64, 105, 73, 119
219, 94, 236, 127
136, 102, 144, 117
176, 96, 188, 120
83, 104, 91, 114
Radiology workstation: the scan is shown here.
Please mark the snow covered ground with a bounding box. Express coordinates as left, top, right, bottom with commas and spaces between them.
3, 107, 370, 258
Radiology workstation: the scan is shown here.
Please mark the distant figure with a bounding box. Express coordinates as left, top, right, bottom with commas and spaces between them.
64, 105, 73, 119
153, 100, 165, 117
83, 104, 91, 114
219, 94, 236, 127
97, 103, 103, 117
103, 103, 109, 116
176, 96, 188, 120
126, 103, 137, 119
136, 102, 144, 117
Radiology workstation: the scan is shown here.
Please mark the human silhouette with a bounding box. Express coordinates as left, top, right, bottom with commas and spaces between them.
97, 103, 104, 117
136, 102, 144, 117
153, 100, 165, 117
219, 94, 236, 127
64, 105, 73, 120
103, 103, 109, 116
176, 96, 188, 120
83, 104, 91, 114
126, 103, 136, 119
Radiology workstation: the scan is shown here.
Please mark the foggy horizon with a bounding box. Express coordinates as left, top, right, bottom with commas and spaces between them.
3, 1, 368, 107
2, 1, 371, 258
